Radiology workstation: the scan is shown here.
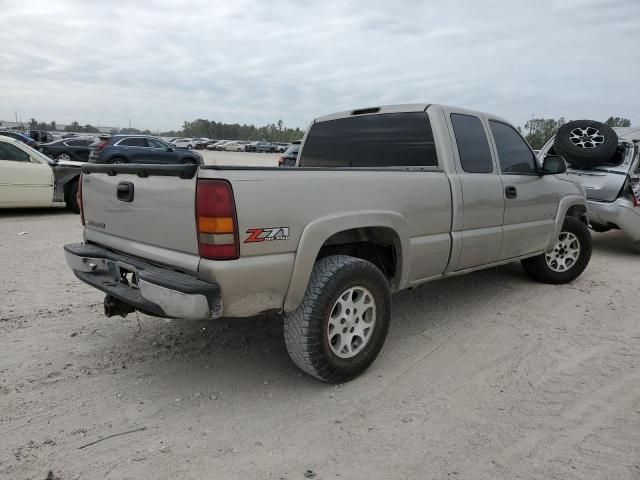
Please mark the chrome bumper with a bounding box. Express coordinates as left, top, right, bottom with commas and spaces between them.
64, 243, 223, 320
587, 198, 640, 242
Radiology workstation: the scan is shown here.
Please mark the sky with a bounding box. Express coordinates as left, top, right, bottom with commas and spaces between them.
0, 0, 639, 132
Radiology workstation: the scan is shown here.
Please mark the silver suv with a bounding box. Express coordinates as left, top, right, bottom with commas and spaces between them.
539, 122, 640, 246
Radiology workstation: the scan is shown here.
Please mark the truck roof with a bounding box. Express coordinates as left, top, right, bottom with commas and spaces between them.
313, 103, 512, 125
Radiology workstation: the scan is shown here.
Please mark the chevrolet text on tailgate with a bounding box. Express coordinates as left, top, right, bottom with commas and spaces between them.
65, 104, 592, 383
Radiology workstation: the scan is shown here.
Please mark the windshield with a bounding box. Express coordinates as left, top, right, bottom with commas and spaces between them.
284, 143, 300, 155
15, 140, 56, 164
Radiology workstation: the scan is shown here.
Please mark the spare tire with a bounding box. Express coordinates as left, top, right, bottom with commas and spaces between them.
553, 120, 618, 168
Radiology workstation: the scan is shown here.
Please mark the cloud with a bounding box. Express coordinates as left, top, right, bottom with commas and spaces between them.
0, 0, 638, 131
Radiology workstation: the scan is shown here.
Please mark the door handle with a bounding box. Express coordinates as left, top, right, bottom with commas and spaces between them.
505, 186, 517, 199
117, 182, 134, 202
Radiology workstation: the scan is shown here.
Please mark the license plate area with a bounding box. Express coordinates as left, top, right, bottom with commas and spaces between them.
106, 261, 139, 289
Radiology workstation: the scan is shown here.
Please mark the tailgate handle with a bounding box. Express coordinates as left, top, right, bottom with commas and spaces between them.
117, 182, 134, 202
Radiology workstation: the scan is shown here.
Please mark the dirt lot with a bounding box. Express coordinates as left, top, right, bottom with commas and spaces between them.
1, 189, 640, 478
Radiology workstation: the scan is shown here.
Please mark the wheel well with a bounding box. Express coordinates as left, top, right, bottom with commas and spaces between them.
63, 175, 79, 200
566, 204, 588, 224
316, 227, 400, 285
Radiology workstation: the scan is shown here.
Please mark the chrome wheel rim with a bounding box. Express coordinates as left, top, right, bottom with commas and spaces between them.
111, 159, 126, 164
327, 286, 376, 359
569, 127, 604, 149
57, 153, 71, 161
546, 232, 581, 272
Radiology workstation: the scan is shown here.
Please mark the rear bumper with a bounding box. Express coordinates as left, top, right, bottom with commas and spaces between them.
64, 243, 223, 320
587, 198, 640, 242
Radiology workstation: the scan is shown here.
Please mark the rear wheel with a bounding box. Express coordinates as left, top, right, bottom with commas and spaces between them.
181, 159, 197, 165
283, 255, 391, 383
109, 158, 127, 164
521, 217, 591, 284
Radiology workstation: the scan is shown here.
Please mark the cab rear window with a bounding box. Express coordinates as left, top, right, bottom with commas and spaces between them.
299, 112, 438, 168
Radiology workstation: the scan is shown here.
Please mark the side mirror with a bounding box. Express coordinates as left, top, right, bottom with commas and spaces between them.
166, 147, 174, 152
541, 155, 567, 175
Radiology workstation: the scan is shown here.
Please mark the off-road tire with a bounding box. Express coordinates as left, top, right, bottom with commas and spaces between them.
283, 255, 391, 383
553, 120, 618, 168
521, 217, 591, 284
66, 179, 80, 213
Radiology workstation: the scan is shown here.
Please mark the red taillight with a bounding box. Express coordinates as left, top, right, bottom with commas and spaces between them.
196, 179, 239, 260
96, 140, 109, 151
78, 174, 85, 226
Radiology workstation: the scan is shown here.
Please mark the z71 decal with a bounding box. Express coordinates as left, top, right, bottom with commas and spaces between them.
245, 227, 290, 243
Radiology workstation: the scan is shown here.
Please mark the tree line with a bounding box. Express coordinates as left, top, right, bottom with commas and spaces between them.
19, 115, 632, 148
168, 118, 305, 143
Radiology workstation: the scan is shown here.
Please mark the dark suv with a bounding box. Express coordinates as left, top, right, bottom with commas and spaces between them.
89, 135, 203, 165
278, 140, 301, 167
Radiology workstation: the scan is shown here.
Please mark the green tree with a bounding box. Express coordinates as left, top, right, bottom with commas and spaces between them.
29, 118, 38, 129
50, 121, 57, 131
83, 124, 99, 133
605, 116, 631, 128
523, 117, 566, 149
65, 121, 81, 132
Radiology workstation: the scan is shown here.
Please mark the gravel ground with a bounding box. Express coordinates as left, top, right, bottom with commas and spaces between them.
1, 180, 639, 479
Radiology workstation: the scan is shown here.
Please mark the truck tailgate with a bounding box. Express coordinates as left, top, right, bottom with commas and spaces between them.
81, 164, 200, 272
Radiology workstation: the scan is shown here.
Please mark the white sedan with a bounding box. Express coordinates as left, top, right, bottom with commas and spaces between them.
223, 141, 250, 152
172, 138, 196, 149
0, 136, 82, 211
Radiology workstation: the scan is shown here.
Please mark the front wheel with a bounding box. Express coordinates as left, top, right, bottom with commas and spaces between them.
521, 217, 591, 284
283, 255, 391, 383
56, 153, 72, 162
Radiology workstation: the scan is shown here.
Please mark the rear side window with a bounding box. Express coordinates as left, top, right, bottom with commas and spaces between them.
450, 114, 493, 173
120, 137, 148, 147
299, 112, 438, 167
489, 121, 537, 174
284, 143, 300, 156
0, 142, 30, 162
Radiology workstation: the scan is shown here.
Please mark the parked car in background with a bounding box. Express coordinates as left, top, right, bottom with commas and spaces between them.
278, 140, 301, 167
27, 130, 60, 144
223, 140, 250, 152
40, 137, 94, 162
245, 141, 275, 152
0, 135, 82, 212
89, 135, 203, 165
538, 120, 640, 246
211, 140, 232, 150
0, 130, 39, 149
273, 142, 290, 153
172, 138, 196, 149
193, 138, 211, 150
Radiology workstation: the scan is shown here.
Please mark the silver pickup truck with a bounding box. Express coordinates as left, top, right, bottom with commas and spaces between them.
65, 103, 591, 382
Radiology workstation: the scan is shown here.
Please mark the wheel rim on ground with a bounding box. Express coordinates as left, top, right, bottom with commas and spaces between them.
569, 127, 604, 149
57, 153, 71, 161
327, 286, 377, 359
545, 232, 581, 272
183, 160, 196, 165
111, 159, 126, 164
